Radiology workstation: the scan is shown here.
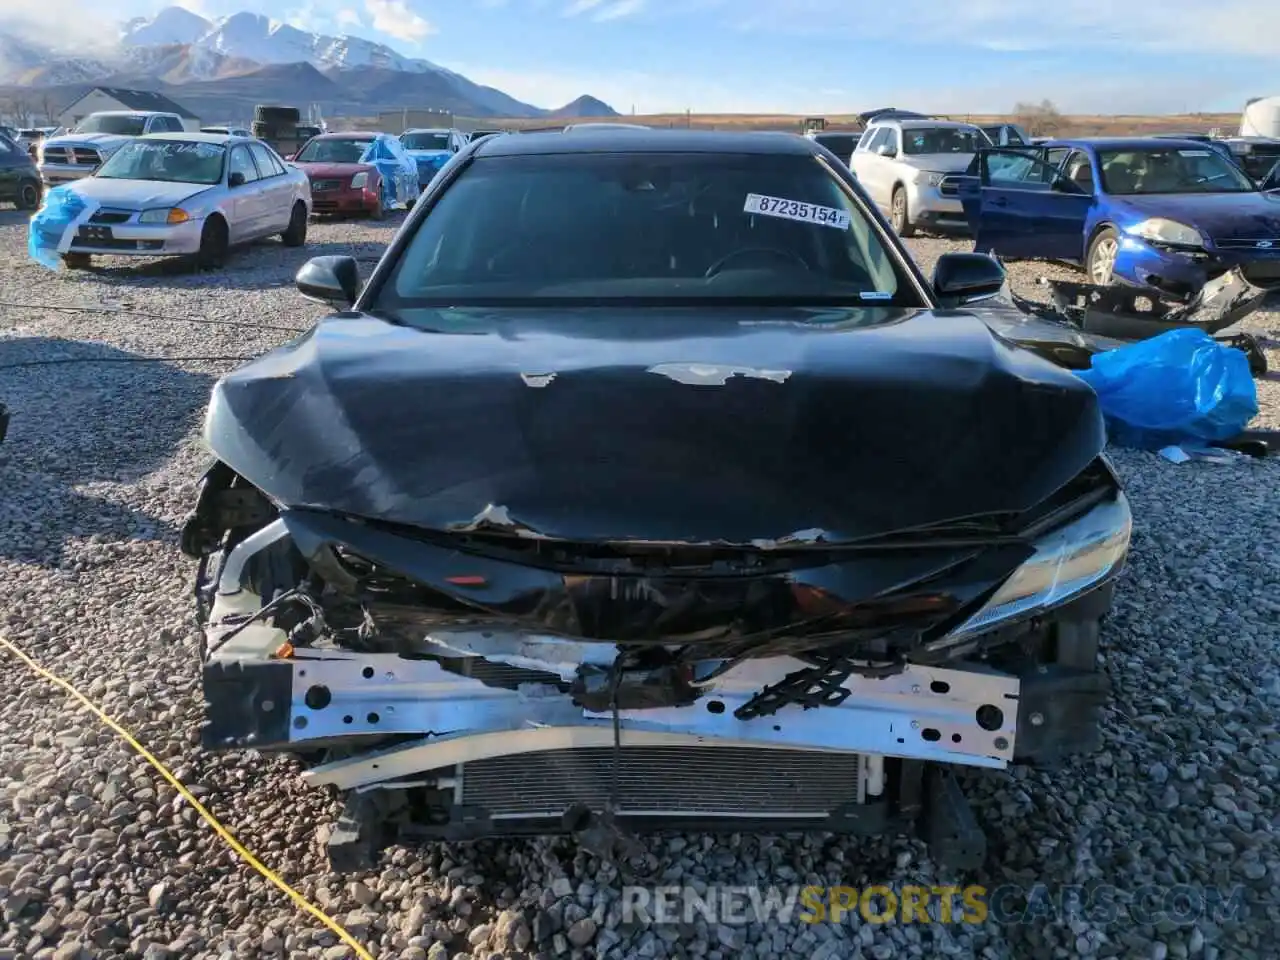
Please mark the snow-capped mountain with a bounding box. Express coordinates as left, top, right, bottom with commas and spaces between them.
0, 6, 619, 121
121, 8, 440, 74
120, 6, 211, 48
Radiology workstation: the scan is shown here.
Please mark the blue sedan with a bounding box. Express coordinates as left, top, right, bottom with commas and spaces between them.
960, 137, 1280, 298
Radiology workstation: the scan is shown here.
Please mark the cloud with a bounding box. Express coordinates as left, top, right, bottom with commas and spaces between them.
563, 0, 604, 15
0, 0, 118, 54
362, 0, 434, 42
729, 0, 1280, 58
594, 0, 643, 21
336, 7, 363, 27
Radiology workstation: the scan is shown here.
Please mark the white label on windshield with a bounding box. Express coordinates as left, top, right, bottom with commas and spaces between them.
859, 291, 893, 300
1179, 149, 1211, 157
744, 193, 850, 230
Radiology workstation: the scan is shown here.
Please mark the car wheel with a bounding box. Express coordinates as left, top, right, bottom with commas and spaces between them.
61, 252, 91, 270
16, 179, 41, 211
281, 202, 308, 247
1087, 228, 1119, 285
196, 216, 230, 269
367, 195, 384, 221
891, 186, 916, 237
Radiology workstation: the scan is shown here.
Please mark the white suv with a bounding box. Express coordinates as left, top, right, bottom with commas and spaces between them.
848, 118, 986, 236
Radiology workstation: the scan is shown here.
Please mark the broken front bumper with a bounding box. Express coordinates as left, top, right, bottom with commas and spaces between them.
204, 639, 1022, 792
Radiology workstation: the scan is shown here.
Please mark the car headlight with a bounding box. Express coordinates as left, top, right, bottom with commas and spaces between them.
946, 493, 1132, 640
917, 170, 946, 187
351, 172, 369, 189
1127, 218, 1204, 248
138, 208, 190, 225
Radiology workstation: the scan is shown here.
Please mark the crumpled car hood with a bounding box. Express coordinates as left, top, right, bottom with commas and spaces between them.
204, 305, 1105, 544
1114, 192, 1280, 241
67, 177, 211, 209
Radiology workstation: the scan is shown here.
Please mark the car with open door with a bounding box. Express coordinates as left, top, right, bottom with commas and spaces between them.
960, 137, 1280, 298
186, 129, 1132, 871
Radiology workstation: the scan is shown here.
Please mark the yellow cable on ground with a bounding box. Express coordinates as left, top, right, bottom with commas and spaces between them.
0, 632, 374, 960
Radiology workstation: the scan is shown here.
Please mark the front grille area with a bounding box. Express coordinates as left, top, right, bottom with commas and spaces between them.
1213, 238, 1280, 250
43, 147, 100, 166
460, 746, 862, 818
90, 210, 133, 225
311, 178, 343, 191
938, 175, 962, 197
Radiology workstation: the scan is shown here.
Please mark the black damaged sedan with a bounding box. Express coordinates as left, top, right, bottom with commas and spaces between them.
185, 129, 1131, 868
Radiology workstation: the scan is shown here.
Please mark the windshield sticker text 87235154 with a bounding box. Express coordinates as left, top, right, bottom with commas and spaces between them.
744, 193, 851, 230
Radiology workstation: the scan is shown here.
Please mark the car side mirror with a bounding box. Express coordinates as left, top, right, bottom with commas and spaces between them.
228, 171, 246, 188
875, 143, 897, 158
932, 252, 1006, 305
296, 255, 360, 308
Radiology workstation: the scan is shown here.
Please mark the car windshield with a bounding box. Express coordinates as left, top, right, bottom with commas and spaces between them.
378, 151, 912, 310
75, 115, 147, 136
402, 132, 450, 151
1098, 147, 1257, 195
95, 140, 225, 184
295, 138, 374, 163
902, 128, 983, 155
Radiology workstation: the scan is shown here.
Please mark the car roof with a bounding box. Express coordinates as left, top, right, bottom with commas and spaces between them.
474, 129, 821, 158
314, 131, 381, 139
1042, 136, 1220, 150
140, 131, 242, 144
403, 127, 454, 135
869, 118, 978, 131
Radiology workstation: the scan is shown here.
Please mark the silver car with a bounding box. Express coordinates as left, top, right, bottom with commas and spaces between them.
52, 132, 312, 270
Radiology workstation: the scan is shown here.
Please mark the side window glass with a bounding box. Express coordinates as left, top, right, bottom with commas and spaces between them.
985, 151, 1058, 185
229, 146, 260, 183
1063, 151, 1096, 193
0, 135, 14, 155
866, 128, 889, 153
249, 142, 282, 177
1044, 148, 1070, 172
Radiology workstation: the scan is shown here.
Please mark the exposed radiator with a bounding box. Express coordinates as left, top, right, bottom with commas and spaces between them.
459, 746, 863, 818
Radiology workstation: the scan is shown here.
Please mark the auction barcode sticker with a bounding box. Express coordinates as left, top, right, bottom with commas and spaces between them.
744, 193, 851, 230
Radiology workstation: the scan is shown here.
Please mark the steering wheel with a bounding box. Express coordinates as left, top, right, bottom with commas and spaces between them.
704, 246, 811, 279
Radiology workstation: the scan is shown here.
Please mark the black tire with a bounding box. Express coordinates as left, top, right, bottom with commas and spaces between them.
196, 216, 230, 269
61, 252, 91, 270
254, 105, 302, 124
890, 186, 916, 237
366, 193, 384, 221
15, 178, 41, 211
1086, 227, 1119, 286
281, 201, 308, 247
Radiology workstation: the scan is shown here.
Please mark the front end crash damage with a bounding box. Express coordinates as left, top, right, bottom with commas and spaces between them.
978, 266, 1270, 379
185, 458, 1132, 863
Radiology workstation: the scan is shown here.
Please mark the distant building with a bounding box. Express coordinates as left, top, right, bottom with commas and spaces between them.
57, 87, 202, 131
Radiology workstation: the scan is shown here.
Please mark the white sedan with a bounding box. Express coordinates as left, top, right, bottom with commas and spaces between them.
43, 132, 311, 270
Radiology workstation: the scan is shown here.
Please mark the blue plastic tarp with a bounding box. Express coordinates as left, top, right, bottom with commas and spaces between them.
359, 135, 421, 211
1074, 328, 1257, 450
28, 185, 100, 271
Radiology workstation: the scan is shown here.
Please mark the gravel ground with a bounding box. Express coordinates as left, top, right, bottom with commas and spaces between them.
0, 210, 1277, 960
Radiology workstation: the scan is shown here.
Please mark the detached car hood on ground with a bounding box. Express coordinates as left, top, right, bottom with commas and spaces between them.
205, 306, 1105, 544
1113, 191, 1280, 241
65, 177, 212, 209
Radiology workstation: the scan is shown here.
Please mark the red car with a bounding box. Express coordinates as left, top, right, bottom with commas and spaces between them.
290, 132, 386, 218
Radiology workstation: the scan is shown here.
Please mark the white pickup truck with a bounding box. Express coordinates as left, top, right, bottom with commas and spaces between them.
38, 111, 189, 185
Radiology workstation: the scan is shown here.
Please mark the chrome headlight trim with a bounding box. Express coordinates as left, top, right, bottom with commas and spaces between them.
947, 491, 1132, 640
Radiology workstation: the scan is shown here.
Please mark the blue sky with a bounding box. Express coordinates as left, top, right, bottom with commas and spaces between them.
24, 0, 1280, 114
